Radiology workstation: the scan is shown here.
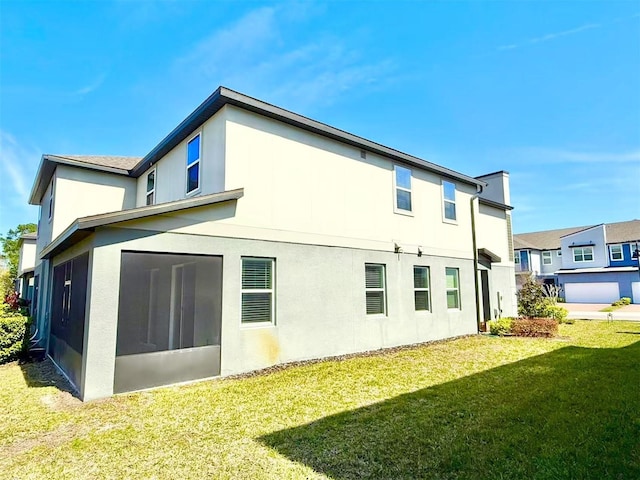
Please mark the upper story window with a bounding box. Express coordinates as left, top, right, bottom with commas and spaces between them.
573, 246, 594, 263
48, 176, 55, 222
514, 253, 520, 265
146, 170, 156, 206
393, 165, 412, 213
557, 250, 562, 257
609, 245, 623, 261
542, 251, 552, 265
442, 180, 456, 222
365, 264, 387, 315
186, 133, 201, 194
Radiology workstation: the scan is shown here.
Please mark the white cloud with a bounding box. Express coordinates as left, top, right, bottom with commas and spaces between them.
518, 147, 640, 164
498, 22, 600, 51
0, 131, 41, 231
171, 5, 396, 111
73, 74, 106, 96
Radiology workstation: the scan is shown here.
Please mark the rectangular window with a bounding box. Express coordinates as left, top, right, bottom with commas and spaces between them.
146, 170, 156, 206
241, 258, 275, 324
610, 245, 623, 261
48, 176, 55, 221
365, 264, 386, 315
445, 267, 460, 309
186, 133, 201, 194
557, 250, 562, 257
442, 180, 456, 222
573, 246, 594, 262
542, 251, 552, 265
413, 266, 431, 311
394, 165, 412, 213
514, 253, 520, 265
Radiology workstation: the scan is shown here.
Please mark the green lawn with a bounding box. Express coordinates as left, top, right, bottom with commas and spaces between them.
1, 321, 639, 479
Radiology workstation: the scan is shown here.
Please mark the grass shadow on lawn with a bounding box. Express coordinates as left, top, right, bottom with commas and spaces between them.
260, 340, 640, 480
19, 358, 78, 398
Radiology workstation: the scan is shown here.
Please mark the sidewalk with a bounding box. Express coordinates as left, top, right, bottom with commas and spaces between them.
562, 302, 640, 321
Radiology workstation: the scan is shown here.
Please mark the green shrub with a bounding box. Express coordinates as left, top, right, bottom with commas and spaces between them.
546, 304, 569, 323
611, 297, 631, 307
517, 275, 549, 318
488, 317, 513, 336
0, 314, 29, 364
511, 318, 558, 338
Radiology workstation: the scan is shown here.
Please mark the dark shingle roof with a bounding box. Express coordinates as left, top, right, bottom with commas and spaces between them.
514, 220, 640, 250
46, 154, 141, 172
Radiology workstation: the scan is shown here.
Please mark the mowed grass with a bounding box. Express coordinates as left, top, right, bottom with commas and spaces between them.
1, 321, 639, 479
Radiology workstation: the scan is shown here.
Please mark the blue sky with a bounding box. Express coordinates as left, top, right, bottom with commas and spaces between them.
1, 0, 638, 236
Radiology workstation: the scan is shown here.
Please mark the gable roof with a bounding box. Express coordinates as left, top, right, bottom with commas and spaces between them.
29, 154, 142, 205
29, 87, 486, 206
514, 220, 640, 250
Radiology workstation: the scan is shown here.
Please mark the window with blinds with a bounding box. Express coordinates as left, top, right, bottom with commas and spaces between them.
446, 267, 461, 309
365, 264, 386, 315
241, 258, 275, 324
413, 266, 431, 311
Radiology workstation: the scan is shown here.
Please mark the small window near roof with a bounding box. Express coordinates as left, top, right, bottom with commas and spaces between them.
573, 246, 594, 262
394, 165, 412, 213
146, 170, 155, 206
48, 176, 55, 221
542, 251, 552, 265
610, 245, 623, 261
442, 181, 456, 222
557, 250, 562, 257
186, 133, 201, 194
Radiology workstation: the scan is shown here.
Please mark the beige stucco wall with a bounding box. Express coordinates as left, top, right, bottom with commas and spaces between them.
135, 110, 226, 206
18, 239, 37, 275
52, 165, 137, 240
131, 105, 478, 257
476, 203, 511, 265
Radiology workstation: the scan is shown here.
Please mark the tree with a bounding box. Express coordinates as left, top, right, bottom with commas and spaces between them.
517, 274, 548, 318
0, 223, 37, 286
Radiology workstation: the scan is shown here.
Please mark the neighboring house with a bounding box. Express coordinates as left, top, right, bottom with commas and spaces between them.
16, 232, 38, 307
26, 86, 516, 400
514, 220, 640, 303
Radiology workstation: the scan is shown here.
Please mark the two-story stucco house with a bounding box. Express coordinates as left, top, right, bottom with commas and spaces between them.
24, 87, 516, 400
514, 220, 640, 303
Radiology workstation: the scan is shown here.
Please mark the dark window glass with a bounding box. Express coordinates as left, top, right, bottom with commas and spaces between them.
116, 252, 222, 356
187, 163, 199, 193
187, 135, 200, 165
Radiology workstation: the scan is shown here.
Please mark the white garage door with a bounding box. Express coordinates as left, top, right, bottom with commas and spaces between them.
564, 282, 620, 304
632, 282, 640, 304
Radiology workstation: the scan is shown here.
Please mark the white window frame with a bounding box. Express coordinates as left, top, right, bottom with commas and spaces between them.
609, 244, 623, 262
365, 263, 387, 316
186, 132, 201, 196
514, 253, 520, 265
542, 251, 552, 265
572, 246, 594, 263
445, 267, 461, 310
393, 165, 413, 215
442, 180, 457, 223
557, 250, 562, 257
240, 257, 275, 326
413, 266, 431, 312
146, 169, 156, 206
48, 175, 55, 222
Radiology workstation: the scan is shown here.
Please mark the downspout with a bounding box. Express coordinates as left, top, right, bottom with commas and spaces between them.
470, 186, 483, 333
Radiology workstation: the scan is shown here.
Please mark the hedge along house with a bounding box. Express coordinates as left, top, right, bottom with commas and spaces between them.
26, 87, 517, 400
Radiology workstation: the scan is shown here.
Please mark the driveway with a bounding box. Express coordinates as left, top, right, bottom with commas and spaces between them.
562, 302, 640, 321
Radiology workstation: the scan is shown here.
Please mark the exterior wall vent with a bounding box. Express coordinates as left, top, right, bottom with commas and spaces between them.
360, 149, 367, 159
